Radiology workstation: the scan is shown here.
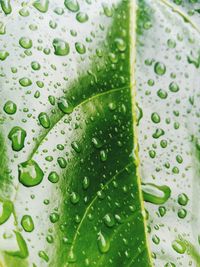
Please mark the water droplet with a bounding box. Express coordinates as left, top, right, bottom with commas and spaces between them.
19, 77, 32, 87
48, 171, 59, 183
82, 176, 90, 190
102, 3, 113, 17
97, 232, 110, 253
64, 0, 79, 12
58, 97, 73, 114
0, 50, 9, 61
49, 212, 59, 223
71, 141, 81, 153
169, 82, 179, 93
18, 160, 44, 187
70, 192, 80, 204
154, 62, 166, 76
142, 183, 171, 204
151, 112, 160, 123
3, 100, 17, 114
178, 193, 189, 206
152, 128, 165, 139
167, 39, 176, 48
103, 213, 115, 228
33, 0, 49, 13
53, 38, 70, 56
38, 250, 49, 262
0, 200, 13, 225
164, 263, 176, 267
92, 137, 102, 148
115, 38, 126, 52
1, 0, 12, 15
177, 208, 187, 219
31, 61, 41, 71
38, 112, 50, 129
152, 234, 160, 245
8, 126, 26, 151
172, 240, 186, 254
176, 155, 183, 164
76, 12, 88, 23
75, 42, 86, 54
19, 8, 29, 17
0, 21, 6, 34
57, 157, 67, 168
157, 89, 168, 99
100, 150, 107, 161
19, 37, 32, 49
21, 215, 34, 232
158, 206, 166, 217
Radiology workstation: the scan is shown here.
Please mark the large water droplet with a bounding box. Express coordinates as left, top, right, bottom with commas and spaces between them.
172, 240, 186, 254
18, 160, 44, 187
8, 126, 26, 151
154, 62, 166, 76
53, 38, 70, 56
38, 112, 50, 129
19, 77, 32, 87
21, 215, 34, 232
97, 232, 110, 253
3, 100, 17, 114
0, 199, 13, 225
142, 183, 171, 204
19, 37, 32, 49
48, 171, 59, 183
178, 193, 189, 206
0, 50, 9, 61
58, 97, 73, 114
1, 0, 12, 15
64, 0, 79, 12
33, 0, 49, 13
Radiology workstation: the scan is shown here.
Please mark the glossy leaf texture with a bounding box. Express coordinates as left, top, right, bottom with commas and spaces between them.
136, 0, 200, 266
0, 1, 151, 267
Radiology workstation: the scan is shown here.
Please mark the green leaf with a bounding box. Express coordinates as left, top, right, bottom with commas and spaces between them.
1, 0, 200, 266
136, 0, 200, 266
0, 1, 152, 266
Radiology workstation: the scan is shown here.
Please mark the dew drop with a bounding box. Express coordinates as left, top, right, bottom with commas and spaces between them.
154, 62, 166, 76
8, 126, 26, 151
38, 112, 50, 129
21, 215, 34, 232
53, 38, 70, 56
18, 160, 44, 187
64, 0, 79, 12
142, 183, 171, 204
3, 100, 17, 115
97, 232, 110, 253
